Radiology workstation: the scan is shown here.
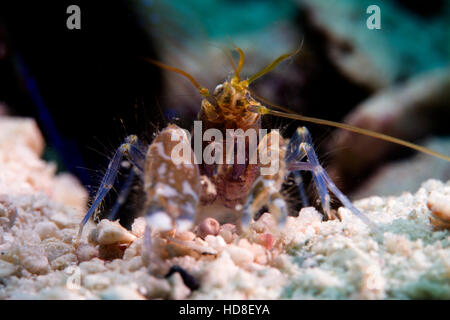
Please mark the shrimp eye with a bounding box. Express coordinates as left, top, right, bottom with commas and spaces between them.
213, 84, 224, 96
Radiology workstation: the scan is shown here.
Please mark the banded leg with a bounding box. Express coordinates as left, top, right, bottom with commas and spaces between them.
78, 135, 145, 239
286, 129, 310, 207
143, 124, 201, 223
141, 125, 203, 268
287, 127, 376, 229
243, 130, 289, 227
287, 127, 331, 218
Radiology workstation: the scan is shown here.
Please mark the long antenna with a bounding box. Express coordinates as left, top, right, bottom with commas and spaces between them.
234, 47, 245, 81
246, 40, 303, 85
143, 57, 210, 97
248, 104, 450, 162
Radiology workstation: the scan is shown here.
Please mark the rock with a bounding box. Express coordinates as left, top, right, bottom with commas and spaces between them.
251, 212, 277, 234
195, 217, 220, 239
34, 221, 59, 240
297, 0, 450, 89
427, 191, 450, 230
83, 274, 111, 291
351, 137, 450, 199
123, 237, 143, 260
131, 217, 146, 237
225, 245, 254, 266
0, 117, 86, 209
0, 117, 44, 155
123, 256, 144, 272
34, 287, 86, 300
50, 253, 77, 270
19, 246, 49, 275
137, 274, 172, 299
79, 258, 107, 274
49, 212, 79, 229
168, 272, 191, 300
52, 174, 88, 212
42, 238, 74, 263
259, 233, 274, 250
88, 219, 136, 245
76, 243, 99, 262
0, 260, 17, 277
0, 201, 17, 230
98, 243, 128, 260
204, 235, 227, 252
100, 285, 145, 300
219, 223, 237, 243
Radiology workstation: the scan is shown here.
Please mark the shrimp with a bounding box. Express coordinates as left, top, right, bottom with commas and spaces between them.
77, 46, 450, 270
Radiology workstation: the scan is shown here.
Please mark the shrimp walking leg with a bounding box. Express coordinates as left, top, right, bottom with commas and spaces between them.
286, 127, 331, 218
78, 135, 145, 239
286, 127, 375, 228
108, 167, 137, 220
243, 130, 289, 227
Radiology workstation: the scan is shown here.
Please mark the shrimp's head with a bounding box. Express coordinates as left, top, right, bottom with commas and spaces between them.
200, 78, 259, 127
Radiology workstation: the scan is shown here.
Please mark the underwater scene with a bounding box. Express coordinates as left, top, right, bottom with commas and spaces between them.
0, 0, 449, 301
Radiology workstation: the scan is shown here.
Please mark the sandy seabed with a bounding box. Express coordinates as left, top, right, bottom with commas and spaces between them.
0, 117, 449, 300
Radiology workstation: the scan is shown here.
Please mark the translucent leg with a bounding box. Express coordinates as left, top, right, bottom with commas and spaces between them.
267, 194, 289, 226
142, 206, 165, 270
243, 178, 289, 227
78, 135, 145, 239
285, 131, 309, 206
108, 167, 137, 220
287, 127, 330, 218
293, 171, 309, 207
287, 127, 377, 230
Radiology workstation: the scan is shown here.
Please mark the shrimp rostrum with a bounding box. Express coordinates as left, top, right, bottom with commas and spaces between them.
78, 47, 450, 270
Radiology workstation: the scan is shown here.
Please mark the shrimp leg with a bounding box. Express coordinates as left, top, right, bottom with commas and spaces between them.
78, 135, 145, 239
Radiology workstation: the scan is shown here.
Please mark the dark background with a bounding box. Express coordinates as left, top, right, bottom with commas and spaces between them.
0, 0, 162, 191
